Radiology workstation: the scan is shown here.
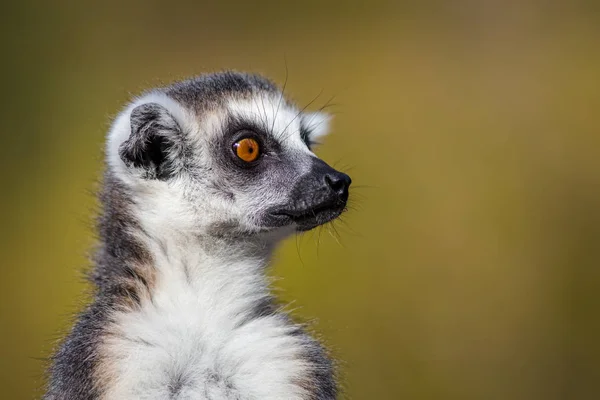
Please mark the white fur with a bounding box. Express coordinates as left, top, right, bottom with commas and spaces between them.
302, 111, 331, 143
100, 91, 330, 399
102, 235, 311, 399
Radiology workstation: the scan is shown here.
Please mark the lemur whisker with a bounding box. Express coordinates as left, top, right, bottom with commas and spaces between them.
325, 226, 340, 247
259, 93, 270, 132
295, 232, 305, 267
316, 225, 324, 258
330, 222, 344, 247
335, 217, 361, 237
348, 184, 378, 189
272, 59, 289, 135
280, 88, 324, 142
317, 94, 339, 114
251, 95, 269, 132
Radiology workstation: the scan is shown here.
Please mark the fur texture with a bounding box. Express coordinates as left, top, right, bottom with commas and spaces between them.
45, 72, 350, 400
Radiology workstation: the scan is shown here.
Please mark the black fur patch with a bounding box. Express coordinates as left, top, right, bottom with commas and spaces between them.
119, 102, 184, 180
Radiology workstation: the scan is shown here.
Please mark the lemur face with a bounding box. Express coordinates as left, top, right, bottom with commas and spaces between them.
108, 72, 350, 238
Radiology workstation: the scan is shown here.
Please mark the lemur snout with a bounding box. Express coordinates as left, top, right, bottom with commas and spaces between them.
264, 157, 351, 232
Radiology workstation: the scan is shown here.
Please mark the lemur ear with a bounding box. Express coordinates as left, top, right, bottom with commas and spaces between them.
302, 111, 331, 145
119, 103, 184, 180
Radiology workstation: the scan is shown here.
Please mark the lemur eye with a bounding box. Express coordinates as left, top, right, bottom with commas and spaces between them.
233, 138, 260, 163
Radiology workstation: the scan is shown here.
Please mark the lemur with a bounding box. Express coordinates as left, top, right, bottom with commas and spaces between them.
44, 72, 351, 400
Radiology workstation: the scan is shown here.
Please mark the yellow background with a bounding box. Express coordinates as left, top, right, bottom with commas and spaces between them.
1, 1, 599, 399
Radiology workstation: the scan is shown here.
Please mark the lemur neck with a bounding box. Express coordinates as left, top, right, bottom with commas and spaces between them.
94, 173, 276, 316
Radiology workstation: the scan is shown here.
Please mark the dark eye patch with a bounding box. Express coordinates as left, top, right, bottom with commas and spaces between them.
208, 114, 283, 183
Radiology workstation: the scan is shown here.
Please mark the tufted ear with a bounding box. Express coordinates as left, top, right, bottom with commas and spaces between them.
119, 103, 185, 180
301, 111, 331, 146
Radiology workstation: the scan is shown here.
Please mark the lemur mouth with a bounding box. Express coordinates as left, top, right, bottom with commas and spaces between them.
271, 201, 346, 231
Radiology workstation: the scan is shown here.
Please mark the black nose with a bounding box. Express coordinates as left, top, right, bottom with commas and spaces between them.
324, 171, 351, 200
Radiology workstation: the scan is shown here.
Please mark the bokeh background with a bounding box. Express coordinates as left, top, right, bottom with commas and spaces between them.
2, 1, 599, 399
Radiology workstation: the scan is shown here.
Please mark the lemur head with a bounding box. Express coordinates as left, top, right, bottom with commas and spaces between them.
107, 72, 351, 241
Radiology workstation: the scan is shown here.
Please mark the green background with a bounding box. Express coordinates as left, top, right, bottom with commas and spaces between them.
1, 1, 599, 399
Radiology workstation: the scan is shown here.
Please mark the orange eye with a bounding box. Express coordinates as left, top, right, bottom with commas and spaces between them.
233, 138, 260, 163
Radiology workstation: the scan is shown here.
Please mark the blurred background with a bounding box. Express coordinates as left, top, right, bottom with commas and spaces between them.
1, 1, 599, 399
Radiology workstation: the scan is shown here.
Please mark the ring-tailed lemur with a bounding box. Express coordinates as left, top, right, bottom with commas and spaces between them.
44, 72, 351, 400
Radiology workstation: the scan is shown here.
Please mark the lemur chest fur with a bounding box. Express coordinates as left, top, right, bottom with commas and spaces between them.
102, 263, 310, 399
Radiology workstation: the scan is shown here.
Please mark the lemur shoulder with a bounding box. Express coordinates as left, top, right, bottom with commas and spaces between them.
44, 72, 351, 400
